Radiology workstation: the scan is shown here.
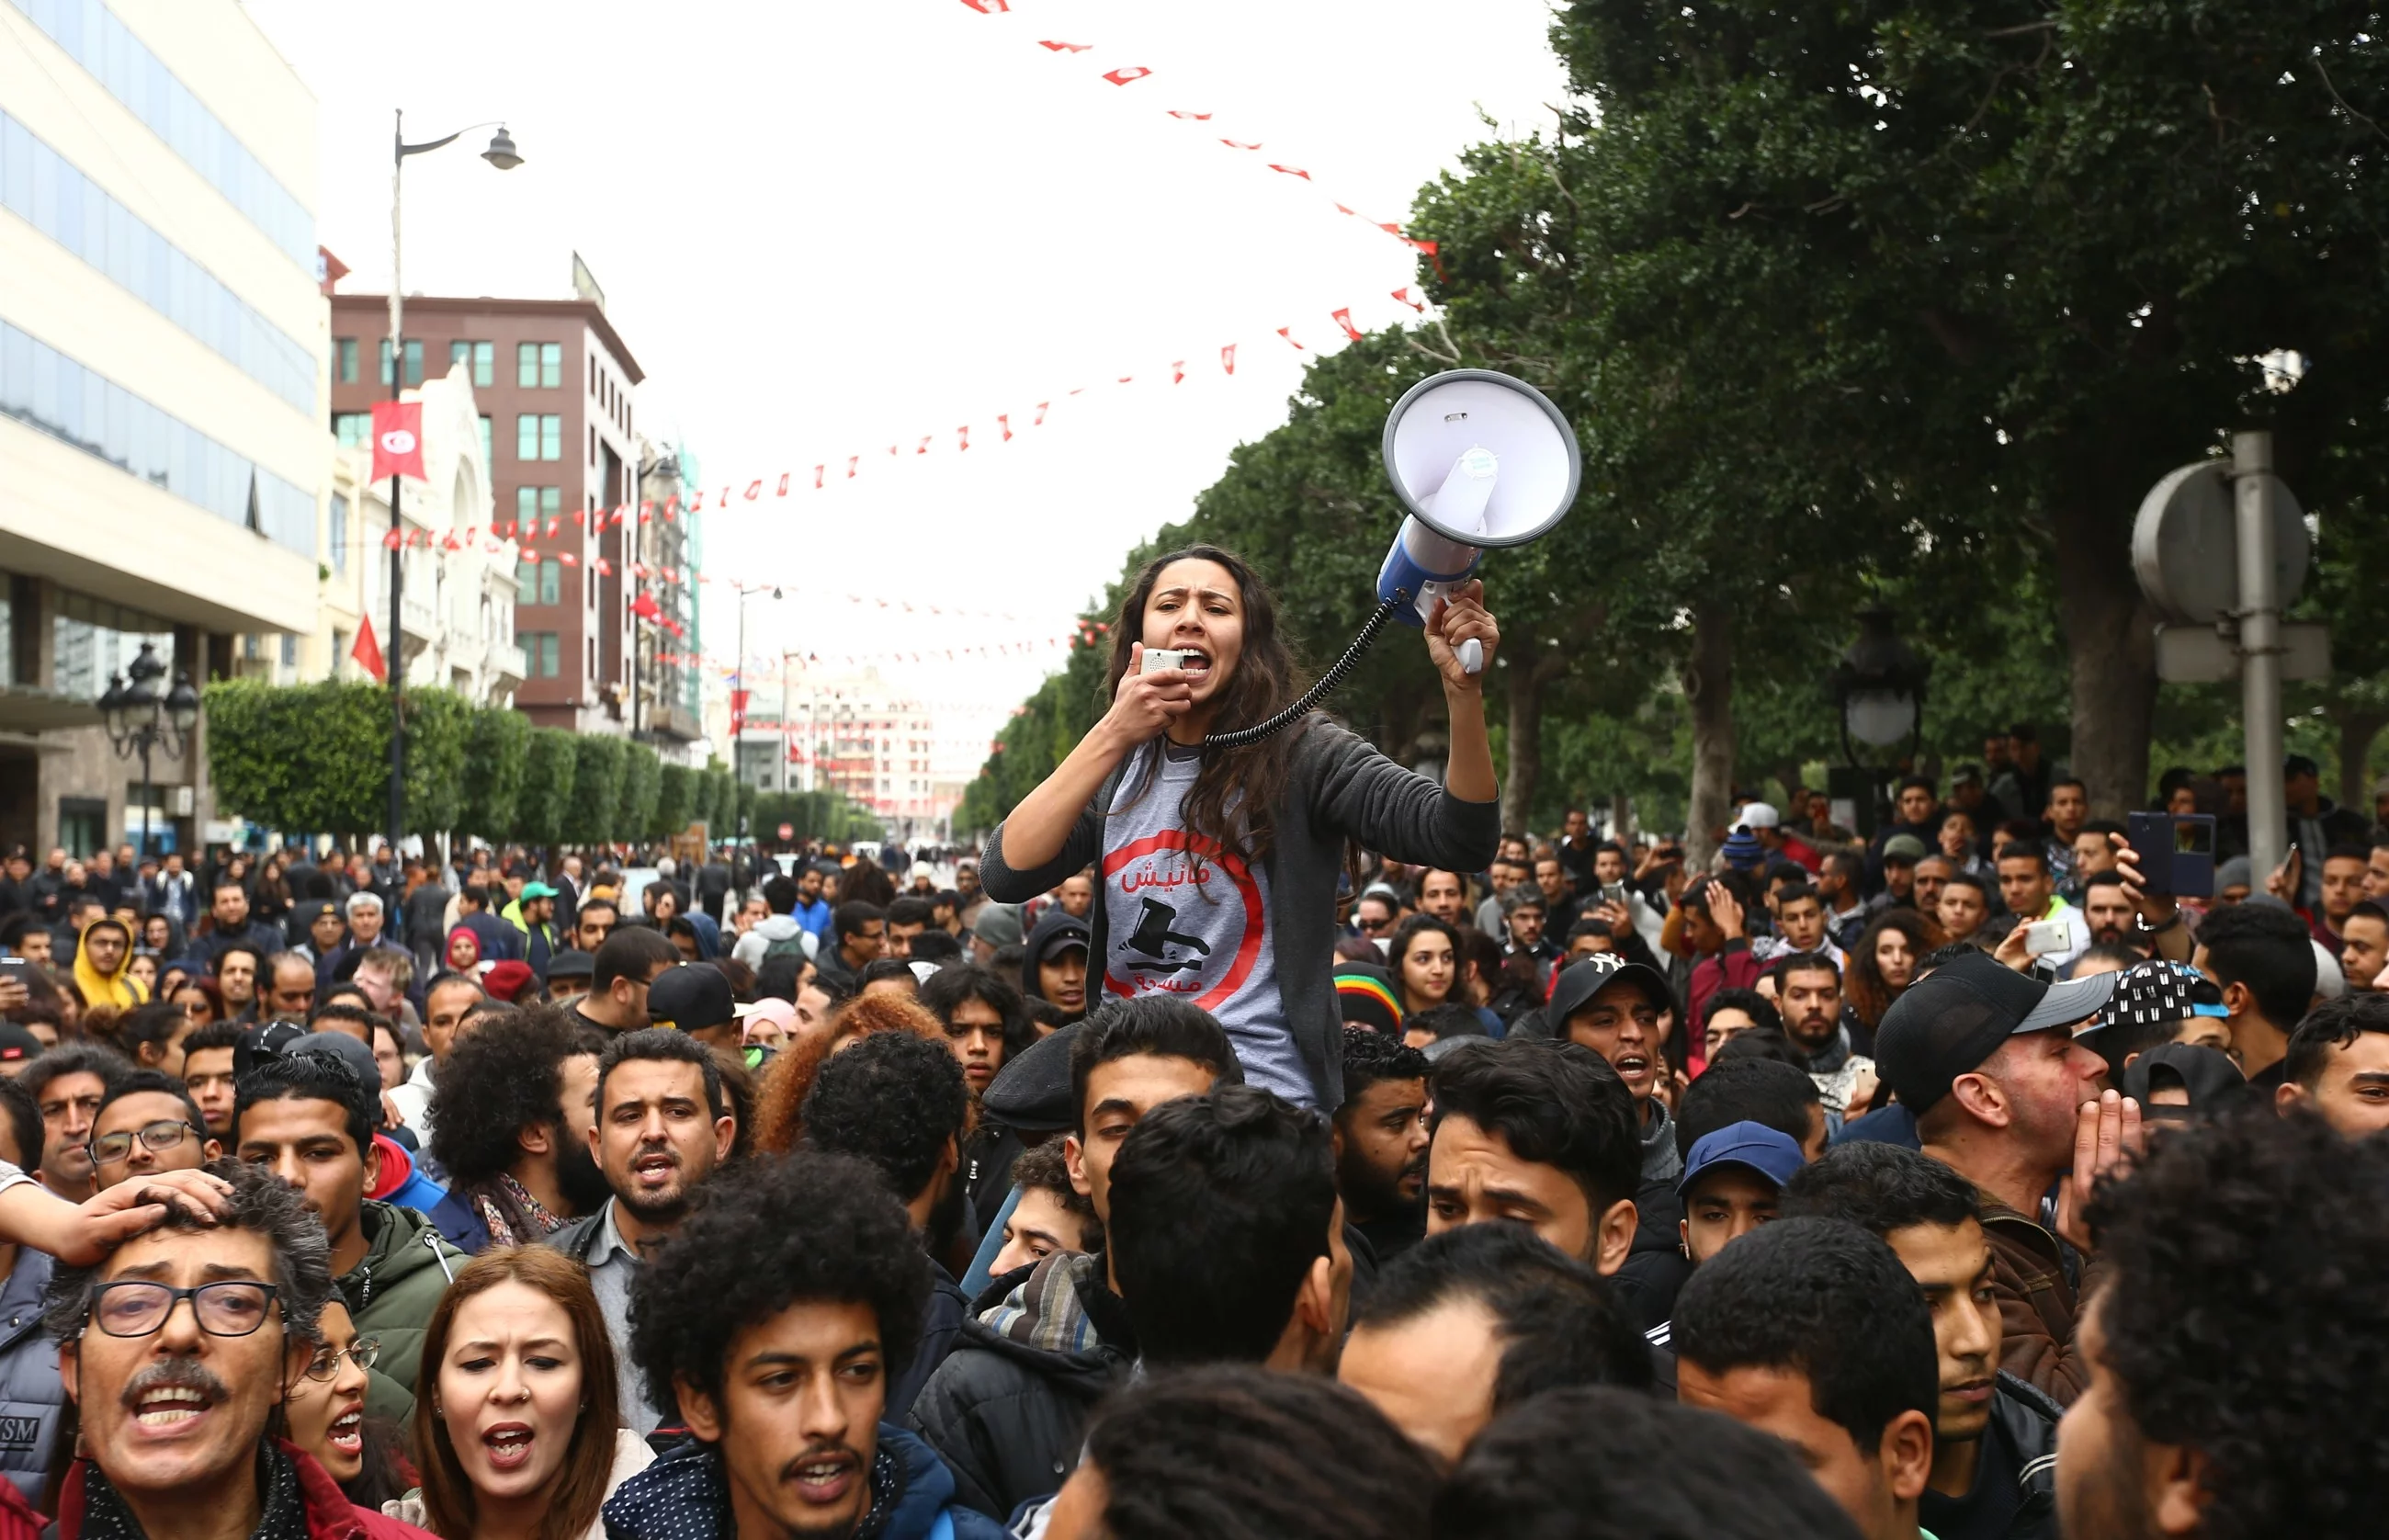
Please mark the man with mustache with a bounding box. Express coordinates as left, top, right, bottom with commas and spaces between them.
544, 1030, 735, 1435
606, 1153, 1002, 1540
1331, 1028, 1432, 1265
42, 1160, 430, 1540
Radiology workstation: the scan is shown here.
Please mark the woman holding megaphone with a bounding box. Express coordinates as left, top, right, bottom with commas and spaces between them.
980, 543, 1501, 1108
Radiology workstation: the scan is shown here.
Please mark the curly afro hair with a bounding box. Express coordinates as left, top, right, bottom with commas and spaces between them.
750, 991, 945, 1155
628, 1150, 929, 1420
801, 1028, 971, 1201
2084, 1105, 2389, 1539
427, 1004, 606, 1186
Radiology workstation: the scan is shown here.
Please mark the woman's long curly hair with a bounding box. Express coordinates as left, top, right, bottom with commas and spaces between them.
1845, 909, 1942, 1031
1104, 544, 1308, 868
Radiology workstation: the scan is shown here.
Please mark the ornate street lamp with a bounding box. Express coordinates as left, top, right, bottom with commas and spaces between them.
100, 641, 198, 863
1831, 608, 1929, 765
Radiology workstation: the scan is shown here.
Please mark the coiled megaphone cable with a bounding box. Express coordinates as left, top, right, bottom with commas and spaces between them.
1201, 595, 1405, 751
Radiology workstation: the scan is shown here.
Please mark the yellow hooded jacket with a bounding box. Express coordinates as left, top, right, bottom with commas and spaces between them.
73, 916, 148, 1011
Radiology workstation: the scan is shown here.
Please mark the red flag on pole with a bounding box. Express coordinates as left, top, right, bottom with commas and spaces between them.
369, 402, 425, 481
351, 614, 388, 684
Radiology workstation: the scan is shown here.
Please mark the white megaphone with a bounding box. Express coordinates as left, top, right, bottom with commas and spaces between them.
1202, 368, 1580, 749
1376, 369, 1582, 674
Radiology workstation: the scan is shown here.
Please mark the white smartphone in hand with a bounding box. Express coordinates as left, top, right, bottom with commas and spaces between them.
1140, 648, 1188, 675
2022, 920, 2068, 956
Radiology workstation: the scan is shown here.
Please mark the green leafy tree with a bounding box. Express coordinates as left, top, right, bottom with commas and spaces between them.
517, 728, 578, 849
402, 691, 470, 838
565, 736, 627, 848
205, 681, 474, 841
652, 763, 695, 840
617, 742, 662, 843
459, 708, 531, 843
1464, 0, 2389, 823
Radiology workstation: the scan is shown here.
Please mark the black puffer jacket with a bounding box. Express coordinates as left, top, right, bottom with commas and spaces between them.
907, 1251, 1134, 1520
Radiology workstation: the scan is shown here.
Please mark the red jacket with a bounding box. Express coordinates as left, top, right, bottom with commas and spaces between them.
55, 1441, 435, 1540
1687, 941, 1763, 1075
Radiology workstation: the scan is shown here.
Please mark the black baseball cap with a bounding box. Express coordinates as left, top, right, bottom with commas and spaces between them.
1545, 951, 1671, 1029
544, 948, 595, 983
0, 1022, 42, 1065
981, 1019, 1082, 1134
646, 964, 736, 1034
1874, 951, 2119, 1115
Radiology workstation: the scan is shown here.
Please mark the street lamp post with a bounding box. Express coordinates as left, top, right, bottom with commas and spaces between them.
1827, 608, 1930, 838
97, 642, 201, 865
731, 584, 782, 847
387, 110, 521, 859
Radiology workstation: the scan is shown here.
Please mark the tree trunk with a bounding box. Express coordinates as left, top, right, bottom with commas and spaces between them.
1684, 600, 1737, 867
1611, 790, 1636, 846
2336, 705, 2389, 813
2054, 505, 2158, 818
1500, 630, 1566, 836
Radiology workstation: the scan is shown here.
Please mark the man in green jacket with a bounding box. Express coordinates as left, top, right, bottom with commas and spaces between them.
232, 1050, 464, 1421
503, 880, 562, 981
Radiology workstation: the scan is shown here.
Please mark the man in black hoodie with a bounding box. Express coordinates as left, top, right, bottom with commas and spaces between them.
909, 997, 1238, 1520
1019, 909, 1091, 1025
1782, 1142, 2059, 1540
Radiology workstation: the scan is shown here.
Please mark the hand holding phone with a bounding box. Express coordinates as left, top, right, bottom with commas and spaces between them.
2022, 919, 2068, 956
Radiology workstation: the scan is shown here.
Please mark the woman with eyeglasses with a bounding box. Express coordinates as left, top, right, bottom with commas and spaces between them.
286, 1298, 415, 1507
389, 1247, 650, 1540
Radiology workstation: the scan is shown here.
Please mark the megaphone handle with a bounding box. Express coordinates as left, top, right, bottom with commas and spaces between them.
1457, 638, 1484, 675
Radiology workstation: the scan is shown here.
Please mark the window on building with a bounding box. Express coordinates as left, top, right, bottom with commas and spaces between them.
515, 485, 561, 526
518, 631, 560, 677
540, 563, 560, 606
331, 628, 346, 678
335, 338, 357, 384
518, 343, 564, 389
449, 340, 493, 388
279, 633, 297, 667
333, 413, 370, 449
515, 561, 538, 605
329, 492, 349, 575
517, 415, 562, 461
379, 338, 423, 386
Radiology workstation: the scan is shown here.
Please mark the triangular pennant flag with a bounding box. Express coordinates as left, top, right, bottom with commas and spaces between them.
350, 614, 387, 684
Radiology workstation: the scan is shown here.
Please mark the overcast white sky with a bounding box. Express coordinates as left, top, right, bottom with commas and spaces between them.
243, 0, 1574, 733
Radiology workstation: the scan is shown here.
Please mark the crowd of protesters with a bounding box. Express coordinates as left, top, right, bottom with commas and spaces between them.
0, 701, 2371, 1538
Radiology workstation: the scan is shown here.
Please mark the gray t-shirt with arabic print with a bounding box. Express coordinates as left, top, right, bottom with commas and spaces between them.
1100, 742, 1303, 1104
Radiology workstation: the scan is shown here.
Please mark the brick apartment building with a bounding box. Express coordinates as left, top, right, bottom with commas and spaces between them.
327, 278, 656, 737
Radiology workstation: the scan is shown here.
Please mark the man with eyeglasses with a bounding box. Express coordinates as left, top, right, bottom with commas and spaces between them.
43, 1159, 432, 1540
87, 1073, 221, 1193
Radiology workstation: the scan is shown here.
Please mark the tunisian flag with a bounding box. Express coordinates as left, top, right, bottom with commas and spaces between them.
350, 614, 388, 684
370, 402, 425, 481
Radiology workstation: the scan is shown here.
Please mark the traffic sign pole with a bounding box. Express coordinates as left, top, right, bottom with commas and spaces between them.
2234, 431, 2287, 883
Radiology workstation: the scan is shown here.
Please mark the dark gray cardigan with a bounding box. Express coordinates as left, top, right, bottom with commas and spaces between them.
980, 717, 1500, 1109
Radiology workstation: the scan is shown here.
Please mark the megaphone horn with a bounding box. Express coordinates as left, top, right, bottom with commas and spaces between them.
1376, 369, 1583, 674
1203, 369, 1580, 750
